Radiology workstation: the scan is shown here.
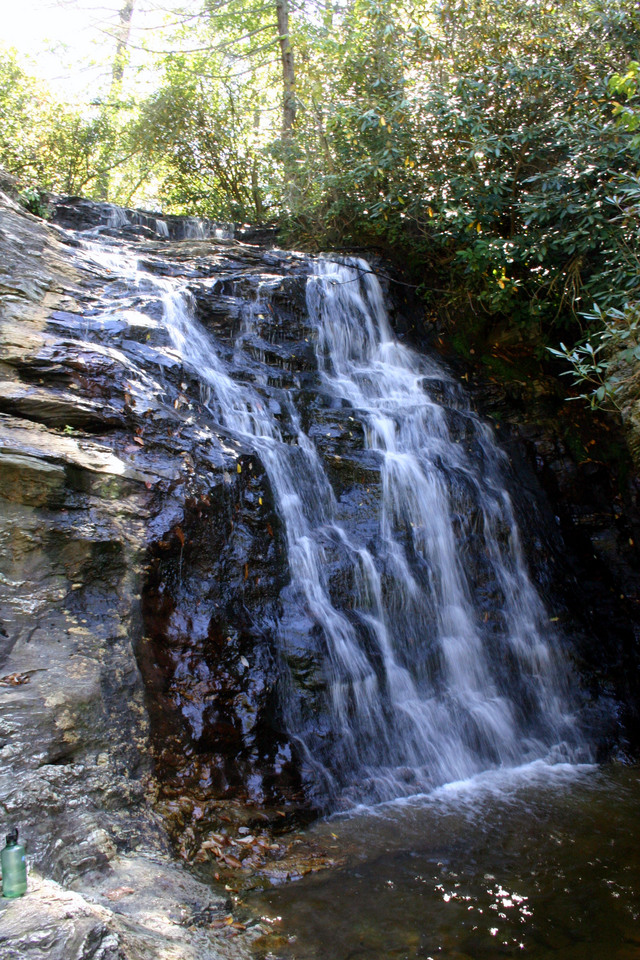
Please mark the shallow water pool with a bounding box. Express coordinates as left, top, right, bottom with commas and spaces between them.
248, 762, 640, 960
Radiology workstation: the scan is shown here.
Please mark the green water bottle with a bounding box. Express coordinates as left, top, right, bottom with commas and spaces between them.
1, 827, 27, 898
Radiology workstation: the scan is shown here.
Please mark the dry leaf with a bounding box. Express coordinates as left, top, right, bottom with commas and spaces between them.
105, 886, 135, 901
0, 673, 31, 686
223, 854, 243, 869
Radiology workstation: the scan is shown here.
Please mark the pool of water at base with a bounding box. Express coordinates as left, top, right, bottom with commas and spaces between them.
247, 761, 640, 960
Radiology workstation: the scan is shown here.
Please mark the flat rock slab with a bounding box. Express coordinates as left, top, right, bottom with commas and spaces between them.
0, 859, 260, 960
0, 414, 179, 489
0, 190, 83, 325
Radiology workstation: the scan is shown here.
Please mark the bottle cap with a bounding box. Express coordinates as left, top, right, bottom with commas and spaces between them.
6, 827, 18, 845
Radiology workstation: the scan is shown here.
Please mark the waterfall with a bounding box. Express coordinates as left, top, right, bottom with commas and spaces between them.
157, 255, 583, 809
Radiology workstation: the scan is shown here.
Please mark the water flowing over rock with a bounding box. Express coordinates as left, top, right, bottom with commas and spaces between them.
51, 196, 235, 243
0, 189, 638, 955
155, 253, 584, 809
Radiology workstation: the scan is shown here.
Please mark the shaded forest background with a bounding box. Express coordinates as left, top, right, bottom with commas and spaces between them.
2, 0, 640, 408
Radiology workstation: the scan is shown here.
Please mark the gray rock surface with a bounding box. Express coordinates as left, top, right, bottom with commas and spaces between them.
0, 863, 257, 960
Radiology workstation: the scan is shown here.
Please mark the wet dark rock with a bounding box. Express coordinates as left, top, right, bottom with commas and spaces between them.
0, 190, 291, 958
137, 464, 302, 810
459, 367, 640, 750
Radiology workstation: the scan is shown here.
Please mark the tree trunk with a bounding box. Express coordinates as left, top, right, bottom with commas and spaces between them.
96, 0, 136, 200
251, 109, 264, 221
275, 0, 296, 137
112, 0, 136, 88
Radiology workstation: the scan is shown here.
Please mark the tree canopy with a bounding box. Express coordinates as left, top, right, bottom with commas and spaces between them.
2, 0, 640, 401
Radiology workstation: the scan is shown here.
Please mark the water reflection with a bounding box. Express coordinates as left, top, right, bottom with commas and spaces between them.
249, 763, 640, 959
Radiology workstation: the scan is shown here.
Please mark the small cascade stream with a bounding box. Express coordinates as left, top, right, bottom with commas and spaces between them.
300, 260, 579, 802
74, 235, 585, 808
88, 241, 583, 809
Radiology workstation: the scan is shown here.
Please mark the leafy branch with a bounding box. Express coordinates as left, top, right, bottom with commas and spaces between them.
548, 303, 640, 411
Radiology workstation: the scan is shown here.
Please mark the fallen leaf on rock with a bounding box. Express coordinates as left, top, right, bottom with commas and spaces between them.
194, 847, 215, 862
105, 886, 135, 901
223, 854, 243, 869
0, 673, 31, 686
257, 839, 280, 851
197, 840, 223, 859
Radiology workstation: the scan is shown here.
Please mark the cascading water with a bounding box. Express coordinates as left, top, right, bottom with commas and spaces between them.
155, 253, 583, 809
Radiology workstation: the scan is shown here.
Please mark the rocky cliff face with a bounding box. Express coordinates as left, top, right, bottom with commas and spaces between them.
1, 184, 639, 957
460, 358, 640, 750
0, 186, 288, 958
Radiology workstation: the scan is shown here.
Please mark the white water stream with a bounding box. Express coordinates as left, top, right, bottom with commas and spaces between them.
81, 241, 585, 808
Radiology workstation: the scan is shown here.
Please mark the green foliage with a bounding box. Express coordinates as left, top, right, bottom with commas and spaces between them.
0, 47, 123, 196
548, 303, 640, 410
3, 0, 640, 412
547, 54, 640, 414
0, 48, 45, 185
18, 186, 50, 218
284, 0, 640, 338
610, 60, 640, 143
131, 52, 271, 220
547, 170, 640, 412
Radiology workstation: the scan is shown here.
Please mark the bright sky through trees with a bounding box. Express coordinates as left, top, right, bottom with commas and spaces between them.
1, 0, 171, 99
